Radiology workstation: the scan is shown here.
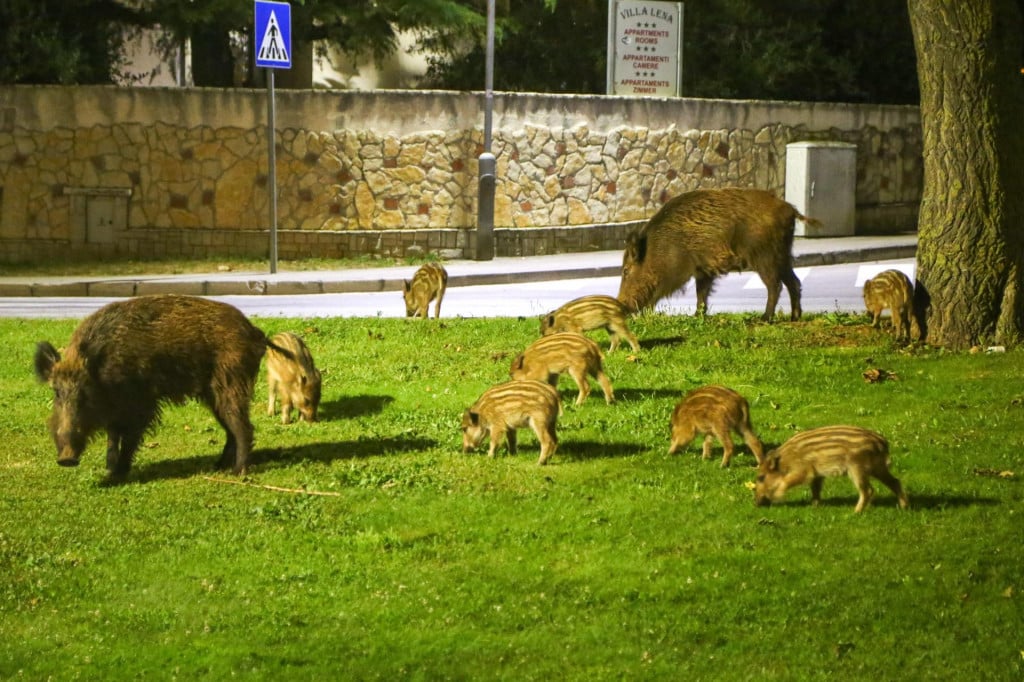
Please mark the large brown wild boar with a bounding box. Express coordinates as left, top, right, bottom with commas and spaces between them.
510, 332, 615, 406
33, 295, 281, 481
539, 295, 640, 353
863, 269, 919, 341
403, 262, 448, 318
461, 380, 561, 465
617, 188, 814, 321
668, 385, 763, 467
266, 331, 322, 424
754, 425, 910, 513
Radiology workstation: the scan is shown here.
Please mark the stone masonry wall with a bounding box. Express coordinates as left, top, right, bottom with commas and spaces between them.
0, 86, 922, 263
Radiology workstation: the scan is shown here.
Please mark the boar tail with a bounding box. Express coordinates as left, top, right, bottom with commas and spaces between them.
265, 338, 296, 361
795, 211, 823, 230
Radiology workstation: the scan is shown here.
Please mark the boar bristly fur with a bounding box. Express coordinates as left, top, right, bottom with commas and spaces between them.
863, 269, 920, 341
33, 295, 278, 482
754, 425, 910, 513
668, 385, 763, 467
617, 188, 811, 321
539, 295, 640, 353
266, 331, 322, 424
510, 332, 615, 406
461, 380, 561, 465
403, 262, 448, 319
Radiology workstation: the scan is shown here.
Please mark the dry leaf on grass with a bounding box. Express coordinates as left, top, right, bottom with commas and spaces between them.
863, 368, 898, 383
626, 354, 641, 363
973, 468, 1015, 479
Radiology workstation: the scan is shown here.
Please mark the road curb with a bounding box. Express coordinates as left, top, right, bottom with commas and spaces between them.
0, 244, 916, 298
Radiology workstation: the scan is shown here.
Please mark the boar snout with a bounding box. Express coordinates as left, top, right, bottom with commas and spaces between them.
56, 448, 81, 467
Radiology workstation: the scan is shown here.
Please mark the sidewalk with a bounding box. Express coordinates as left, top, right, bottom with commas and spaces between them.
0, 234, 917, 298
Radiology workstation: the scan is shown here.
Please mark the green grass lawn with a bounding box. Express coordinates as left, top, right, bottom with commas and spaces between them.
2, 311, 1021, 680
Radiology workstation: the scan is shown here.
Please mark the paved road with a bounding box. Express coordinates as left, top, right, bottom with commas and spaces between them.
0, 259, 914, 320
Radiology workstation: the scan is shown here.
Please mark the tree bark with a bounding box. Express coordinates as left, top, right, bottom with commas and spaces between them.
907, 0, 1024, 349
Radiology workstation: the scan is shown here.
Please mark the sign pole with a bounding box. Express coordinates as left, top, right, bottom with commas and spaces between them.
475, 0, 496, 261
254, 0, 291, 274
267, 68, 278, 273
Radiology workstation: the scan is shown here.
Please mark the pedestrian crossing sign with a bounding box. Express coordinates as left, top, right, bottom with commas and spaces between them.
254, 1, 291, 69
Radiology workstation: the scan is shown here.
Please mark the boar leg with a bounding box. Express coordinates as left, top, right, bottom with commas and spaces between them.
740, 427, 765, 465
567, 368, 591, 406
694, 275, 716, 316
434, 286, 446, 319
534, 424, 557, 465
715, 430, 736, 468
596, 370, 615, 404
267, 378, 278, 417
105, 427, 144, 481
760, 273, 783, 322
781, 268, 802, 321
848, 470, 876, 513
280, 397, 293, 425
810, 476, 826, 506
211, 409, 253, 475
700, 433, 716, 461
874, 469, 910, 509
504, 427, 518, 456
604, 326, 621, 353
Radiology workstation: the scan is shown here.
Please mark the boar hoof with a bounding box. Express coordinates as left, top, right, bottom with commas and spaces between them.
56, 456, 80, 467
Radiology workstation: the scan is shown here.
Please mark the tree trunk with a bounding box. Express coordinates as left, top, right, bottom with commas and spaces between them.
907, 0, 1024, 349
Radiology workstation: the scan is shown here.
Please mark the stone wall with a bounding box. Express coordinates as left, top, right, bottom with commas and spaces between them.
0, 85, 921, 264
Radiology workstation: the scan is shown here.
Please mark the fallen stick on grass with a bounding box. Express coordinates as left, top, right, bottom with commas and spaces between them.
202, 476, 343, 497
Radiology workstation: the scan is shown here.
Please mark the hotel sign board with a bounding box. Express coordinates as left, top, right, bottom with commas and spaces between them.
608, 1, 683, 96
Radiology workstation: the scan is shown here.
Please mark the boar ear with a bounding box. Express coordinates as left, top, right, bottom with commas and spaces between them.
511, 354, 525, 371
403, 280, 412, 292
469, 411, 480, 426
34, 341, 61, 383
766, 452, 781, 472
545, 314, 555, 328
631, 234, 648, 263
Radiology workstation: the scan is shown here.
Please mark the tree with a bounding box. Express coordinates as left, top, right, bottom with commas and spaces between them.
142, 0, 485, 88
0, 0, 141, 84
426, 0, 919, 104
907, 0, 1024, 349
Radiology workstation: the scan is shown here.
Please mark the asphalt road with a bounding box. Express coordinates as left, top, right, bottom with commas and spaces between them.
0, 259, 914, 320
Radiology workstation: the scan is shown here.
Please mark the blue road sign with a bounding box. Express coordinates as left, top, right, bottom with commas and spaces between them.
254, 1, 292, 69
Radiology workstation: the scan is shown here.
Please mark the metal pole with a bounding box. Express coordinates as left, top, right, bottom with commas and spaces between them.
606, 0, 615, 95
476, 0, 496, 261
267, 68, 278, 274
484, 0, 494, 150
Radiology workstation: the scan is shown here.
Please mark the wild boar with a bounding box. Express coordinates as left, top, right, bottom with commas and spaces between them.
509, 332, 615, 406
33, 294, 280, 481
617, 188, 814, 321
754, 425, 910, 513
863, 269, 919, 341
266, 331, 322, 424
403, 262, 448, 319
461, 380, 561, 465
539, 295, 640, 353
668, 385, 764, 467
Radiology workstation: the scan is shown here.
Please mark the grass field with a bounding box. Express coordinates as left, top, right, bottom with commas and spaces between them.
2, 310, 1022, 680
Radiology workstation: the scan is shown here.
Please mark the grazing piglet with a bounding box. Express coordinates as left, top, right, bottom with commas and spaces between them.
461, 380, 561, 465
33, 295, 278, 481
617, 188, 815, 321
510, 332, 615, 406
863, 269, 919, 341
668, 385, 764, 467
403, 262, 448, 318
539, 294, 640, 353
266, 332, 322, 424
754, 425, 910, 513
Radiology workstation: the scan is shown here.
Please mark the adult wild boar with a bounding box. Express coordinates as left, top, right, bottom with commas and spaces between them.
617, 188, 814, 321
34, 295, 281, 482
